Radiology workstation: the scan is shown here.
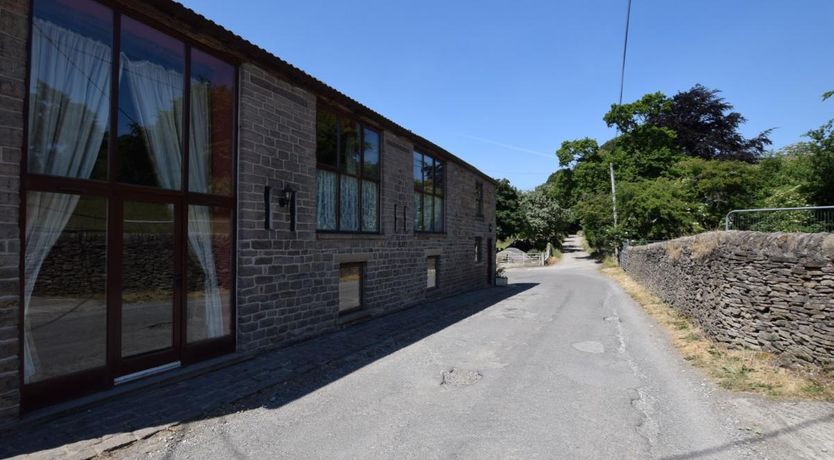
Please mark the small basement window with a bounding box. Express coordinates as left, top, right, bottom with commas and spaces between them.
339, 263, 363, 312
427, 256, 439, 289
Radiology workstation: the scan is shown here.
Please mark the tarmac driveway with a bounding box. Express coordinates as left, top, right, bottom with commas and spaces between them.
107, 237, 834, 459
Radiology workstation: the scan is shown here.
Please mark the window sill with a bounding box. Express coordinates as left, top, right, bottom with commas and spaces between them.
317, 232, 385, 240
415, 232, 446, 239
339, 308, 371, 325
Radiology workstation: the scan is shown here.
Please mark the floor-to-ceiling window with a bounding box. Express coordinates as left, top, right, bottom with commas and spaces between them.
413, 151, 444, 233
315, 106, 381, 233
23, 0, 236, 408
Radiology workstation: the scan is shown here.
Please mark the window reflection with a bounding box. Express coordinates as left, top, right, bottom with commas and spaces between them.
413, 151, 445, 232
316, 110, 338, 167
121, 201, 175, 357
190, 48, 235, 195
24, 193, 107, 383
362, 128, 380, 179
427, 257, 438, 289
187, 206, 233, 343
315, 109, 380, 232
340, 120, 359, 175
28, 0, 112, 181
339, 264, 362, 312
117, 16, 185, 189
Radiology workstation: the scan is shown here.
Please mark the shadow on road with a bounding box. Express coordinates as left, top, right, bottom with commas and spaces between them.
1, 283, 538, 458
660, 411, 834, 459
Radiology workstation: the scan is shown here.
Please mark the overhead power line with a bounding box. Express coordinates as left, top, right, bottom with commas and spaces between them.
618, 0, 633, 105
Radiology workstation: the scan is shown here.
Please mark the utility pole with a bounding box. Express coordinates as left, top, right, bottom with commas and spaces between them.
610, 162, 620, 259
611, 0, 630, 261
609, 163, 618, 229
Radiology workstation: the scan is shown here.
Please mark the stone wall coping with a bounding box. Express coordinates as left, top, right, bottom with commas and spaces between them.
628, 231, 834, 261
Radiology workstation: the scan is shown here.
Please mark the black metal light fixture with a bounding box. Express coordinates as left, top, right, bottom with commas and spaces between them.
264, 184, 297, 232
264, 185, 273, 230
278, 184, 294, 208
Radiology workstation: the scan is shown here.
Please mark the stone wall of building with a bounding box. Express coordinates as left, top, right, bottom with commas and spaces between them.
0, 0, 496, 422
236, 63, 496, 353
0, 0, 28, 424
620, 231, 834, 367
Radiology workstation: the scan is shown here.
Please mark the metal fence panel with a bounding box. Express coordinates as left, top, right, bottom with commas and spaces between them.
724, 206, 834, 233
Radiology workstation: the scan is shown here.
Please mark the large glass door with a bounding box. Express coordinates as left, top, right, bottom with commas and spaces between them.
114, 198, 182, 378
22, 0, 237, 410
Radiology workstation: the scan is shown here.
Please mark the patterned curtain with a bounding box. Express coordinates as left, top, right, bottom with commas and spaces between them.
361, 181, 378, 232
340, 176, 359, 231
317, 170, 337, 230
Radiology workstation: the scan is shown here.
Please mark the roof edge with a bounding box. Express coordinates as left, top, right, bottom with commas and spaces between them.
151, 0, 497, 186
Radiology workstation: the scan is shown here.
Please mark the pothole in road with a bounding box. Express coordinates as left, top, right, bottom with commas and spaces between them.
572, 341, 605, 354
440, 368, 482, 387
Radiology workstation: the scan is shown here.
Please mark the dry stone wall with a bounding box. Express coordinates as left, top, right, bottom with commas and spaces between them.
620, 231, 834, 368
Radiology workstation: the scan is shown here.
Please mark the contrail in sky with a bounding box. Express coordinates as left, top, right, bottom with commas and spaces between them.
463, 135, 553, 159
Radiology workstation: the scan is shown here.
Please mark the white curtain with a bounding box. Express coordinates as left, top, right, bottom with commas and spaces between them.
121, 56, 183, 190
188, 80, 224, 338
122, 58, 225, 338
317, 170, 337, 230
361, 180, 378, 232
24, 19, 112, 382
186, 205, 224, 338
340, 176, 359, 231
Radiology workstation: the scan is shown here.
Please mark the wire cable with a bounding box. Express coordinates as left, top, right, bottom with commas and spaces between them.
618, 0, 633, 105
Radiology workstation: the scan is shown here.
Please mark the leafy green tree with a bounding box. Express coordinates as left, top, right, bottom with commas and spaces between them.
556, 138, 600, 168
804, 120, 834, 205
618, 179, 699, 241
518, 188, 570, 248
495, 178, 526, 240
672, 157, 761, 229
575, 193, 618, 255
605, 85, 772, 162
542, 169, 577, 209
805, 91, 834, 205
603, 92, 669, 133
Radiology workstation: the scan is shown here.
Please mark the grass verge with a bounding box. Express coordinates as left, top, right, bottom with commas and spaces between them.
602, 266, 834, 401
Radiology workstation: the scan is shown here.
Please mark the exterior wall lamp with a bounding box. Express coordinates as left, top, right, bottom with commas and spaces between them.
264, 184, 297, 232
278, 184, 295, 208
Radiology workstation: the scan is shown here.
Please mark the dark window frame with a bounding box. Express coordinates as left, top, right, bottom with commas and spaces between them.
413, 150, 445, 233
475, 182, 484, 218
20, 0, 238, 410
474, 236, 483, 263
316, 104, 382, 234
338, 262, 365, 314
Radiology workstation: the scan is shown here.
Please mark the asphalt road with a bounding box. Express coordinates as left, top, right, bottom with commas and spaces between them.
114, 236, 834, 459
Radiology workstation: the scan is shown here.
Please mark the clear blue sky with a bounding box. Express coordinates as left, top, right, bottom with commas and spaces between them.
182, 0, 834, 190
